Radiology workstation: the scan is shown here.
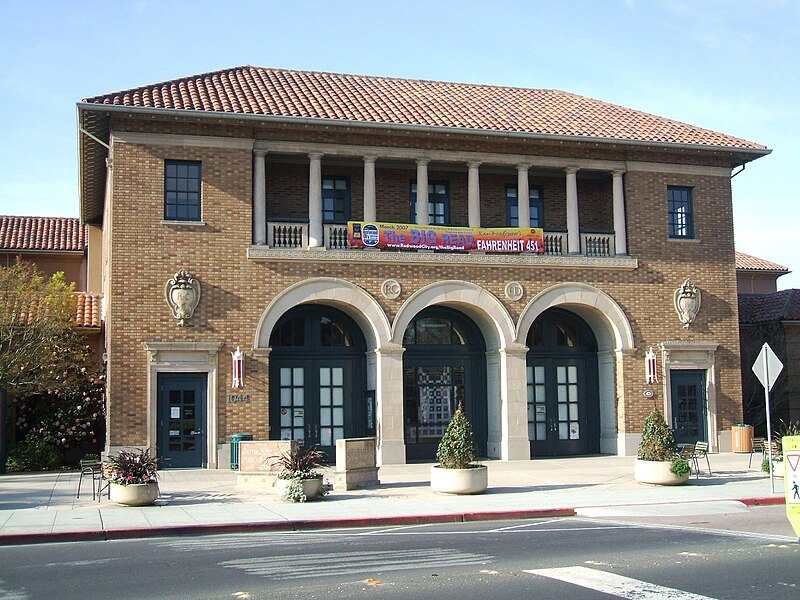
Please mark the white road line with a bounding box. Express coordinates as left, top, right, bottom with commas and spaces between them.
526, 566, 717, 600
488, 518, 570, 532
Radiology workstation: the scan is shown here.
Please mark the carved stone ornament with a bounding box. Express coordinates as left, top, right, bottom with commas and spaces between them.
165, 270, 201, 327
504, 281, 524, 301
674, 278, 701, 329
381, 279, 402, 300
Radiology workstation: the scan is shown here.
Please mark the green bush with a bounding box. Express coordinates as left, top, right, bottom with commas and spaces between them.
637, 409, 678, 462
670, 457, 691, 477
6, 437, 62, 472
436, 401, 478, 469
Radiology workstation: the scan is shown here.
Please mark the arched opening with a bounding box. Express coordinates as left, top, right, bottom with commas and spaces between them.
526, 308, 600, 456
269, 305, 367, 461
402, 307, 487, 462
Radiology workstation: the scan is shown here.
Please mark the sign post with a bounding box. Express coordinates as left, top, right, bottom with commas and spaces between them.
783, 435, 800, 538
752, 342, 783, 493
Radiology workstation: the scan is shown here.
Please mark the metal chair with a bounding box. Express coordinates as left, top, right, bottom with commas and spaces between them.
76, 458, 103, 500
689, 441, 711, 477
748, 437, 766, 468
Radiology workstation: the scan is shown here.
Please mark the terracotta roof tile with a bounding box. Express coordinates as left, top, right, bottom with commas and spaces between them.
735, 251, 789, 273
74, 292, 102, 328
739, 290, 800, 324
0, 216, 86, 252
83, 66, 767, 151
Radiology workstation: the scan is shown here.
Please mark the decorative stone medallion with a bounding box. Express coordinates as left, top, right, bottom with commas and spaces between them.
674, 278, 701, 329
381, 279, 402, 300
166, 269, 201, 327
504, 281, 524, 301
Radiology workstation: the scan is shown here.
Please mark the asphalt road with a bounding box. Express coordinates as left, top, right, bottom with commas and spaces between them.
1, 508, 797, 599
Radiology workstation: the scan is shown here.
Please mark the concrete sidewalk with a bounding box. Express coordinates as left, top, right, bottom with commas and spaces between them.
0, 453, 786, 545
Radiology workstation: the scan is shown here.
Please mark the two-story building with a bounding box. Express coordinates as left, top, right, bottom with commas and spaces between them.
77, 66, 769, 468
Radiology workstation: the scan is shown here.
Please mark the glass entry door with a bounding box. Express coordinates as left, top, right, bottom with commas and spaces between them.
527, 358, 593, 456
157, 373, 206, 468
670, 370, 707, 444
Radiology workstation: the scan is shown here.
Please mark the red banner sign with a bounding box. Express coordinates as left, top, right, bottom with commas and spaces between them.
347, 222, 545, 253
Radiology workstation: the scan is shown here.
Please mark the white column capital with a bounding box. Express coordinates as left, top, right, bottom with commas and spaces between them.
416, 158, 431, 167
565, 166, 579, 175
254, 149, 267, 158
516, 163, 531, 172
363, 155, 378, 164
308, 152, 324, 161
612, 169, 626, 177
467, 160, 482, 169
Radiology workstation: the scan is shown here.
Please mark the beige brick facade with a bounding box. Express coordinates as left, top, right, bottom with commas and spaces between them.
91, 112, 750, 467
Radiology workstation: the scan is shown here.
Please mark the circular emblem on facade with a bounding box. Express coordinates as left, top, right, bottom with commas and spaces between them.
362, 224, 380, 247
643, 389, 655, 398
504, 281, 524, 301
381, 279, 402, 300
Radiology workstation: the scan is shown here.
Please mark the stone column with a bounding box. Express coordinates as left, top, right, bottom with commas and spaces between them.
499, 345, 532, 460
566, 167, 580, 253
415, 159, 430, 225
308, 152, 323, 248
253, 150, 267, 245
517, 164, 531, 228
612, 170, 627, 255
363, 156, 377, 222
467, 161, 481, 227
373, 345, 406, 465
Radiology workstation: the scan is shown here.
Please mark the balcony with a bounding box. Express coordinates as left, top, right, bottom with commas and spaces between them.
249, 221, 637, 270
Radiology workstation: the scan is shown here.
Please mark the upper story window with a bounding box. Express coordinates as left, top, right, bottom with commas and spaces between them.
506, 185, 544, 228
322, 176, 350, 223
164, 160, 201, 221
410, 181, 449, 225
668, 186, 694, 239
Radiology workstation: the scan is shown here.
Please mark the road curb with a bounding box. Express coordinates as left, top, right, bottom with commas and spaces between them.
0, 507, 575, 546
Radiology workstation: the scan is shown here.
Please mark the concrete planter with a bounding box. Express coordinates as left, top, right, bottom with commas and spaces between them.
276, 477, 323, 500
430, 464, 488, 494
109, 482, 158, 506
634, 459, 690, 486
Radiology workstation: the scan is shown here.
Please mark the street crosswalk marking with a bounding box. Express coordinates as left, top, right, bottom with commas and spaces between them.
526, 566, 717, 600
220, 548, 493, 580
154, 531, 345, 551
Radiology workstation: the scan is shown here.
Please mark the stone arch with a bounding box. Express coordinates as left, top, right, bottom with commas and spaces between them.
254, 277, 391, 351
516, 282, 634, 352
392, 280, 515, 352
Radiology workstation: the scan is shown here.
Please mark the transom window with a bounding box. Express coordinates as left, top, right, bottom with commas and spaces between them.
668, 186, 694, 239
322, 176, 350, 223
403, 314, 469, 345
164, 160, 201, 221
506, 185, 544, 228
410, 181, 449, 224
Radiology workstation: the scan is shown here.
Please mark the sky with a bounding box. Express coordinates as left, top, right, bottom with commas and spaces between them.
1, 0, 798, 288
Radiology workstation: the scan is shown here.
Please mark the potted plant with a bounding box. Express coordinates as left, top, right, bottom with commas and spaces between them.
634, 409, 690, 485
107, 448, 159, 506
273, 444, 328, 502
430, 400, 488, 494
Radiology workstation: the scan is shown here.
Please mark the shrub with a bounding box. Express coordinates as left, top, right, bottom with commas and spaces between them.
5, 437, 62, 472
107, 448, 158, 485
670, 457, 691, 477
437, 401, 478, 469
637, 409, 677, 462
273, 444, 325, 480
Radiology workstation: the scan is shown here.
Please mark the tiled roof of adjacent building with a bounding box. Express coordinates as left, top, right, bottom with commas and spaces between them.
739, 290, 800, 324
82, 66, 767, 151
0, 216, 86, 252
735, 251, 789, 273
74, 292, 102, 328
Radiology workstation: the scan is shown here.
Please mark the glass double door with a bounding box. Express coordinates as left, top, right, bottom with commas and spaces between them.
527, 357, 597, 456
271, 359, 360, 461
670, 370, 707, 444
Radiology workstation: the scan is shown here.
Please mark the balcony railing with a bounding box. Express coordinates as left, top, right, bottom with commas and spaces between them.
265, 221, 616, 257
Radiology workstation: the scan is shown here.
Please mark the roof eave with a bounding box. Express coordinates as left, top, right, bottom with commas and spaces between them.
76, 103, 772, 160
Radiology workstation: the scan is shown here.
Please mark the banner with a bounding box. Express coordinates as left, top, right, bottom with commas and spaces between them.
347, 222, 545, 253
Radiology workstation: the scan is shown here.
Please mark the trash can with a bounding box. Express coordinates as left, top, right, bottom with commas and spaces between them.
732, 424, 753, 453
230, 433, 253, 470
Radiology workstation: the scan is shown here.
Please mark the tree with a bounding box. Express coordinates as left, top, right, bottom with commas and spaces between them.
0, 259, 78, 394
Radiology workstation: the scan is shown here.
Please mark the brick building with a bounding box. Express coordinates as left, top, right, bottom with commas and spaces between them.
77, 66, 770, 468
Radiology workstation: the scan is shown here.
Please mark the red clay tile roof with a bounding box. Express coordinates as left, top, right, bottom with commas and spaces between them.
82, 66, 767, 151
735, 251, 789, 273
0, 216, 86, 252
739, 290, 800, 324
74, 292, 101, 328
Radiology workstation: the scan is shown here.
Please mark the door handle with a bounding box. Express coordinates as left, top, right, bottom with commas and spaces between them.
190, 431, 202, 436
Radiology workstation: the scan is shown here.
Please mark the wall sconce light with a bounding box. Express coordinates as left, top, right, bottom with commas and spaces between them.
231, 346, 244, 389
645, 346, 658, 384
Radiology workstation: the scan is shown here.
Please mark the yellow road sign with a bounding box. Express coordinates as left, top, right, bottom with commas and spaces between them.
784, 435, 800, 536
